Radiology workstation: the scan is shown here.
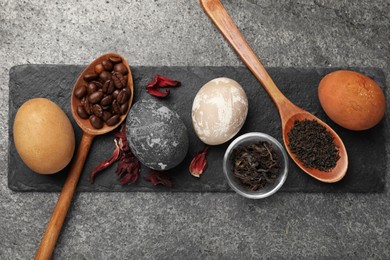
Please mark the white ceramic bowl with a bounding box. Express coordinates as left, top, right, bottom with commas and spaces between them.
223, 132, 289, 199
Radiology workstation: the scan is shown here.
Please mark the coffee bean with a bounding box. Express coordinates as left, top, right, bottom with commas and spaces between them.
81, 96, 87, 106
102, 111, 112, 122
114, 63, 128, 75
94, 63, 104, 74
124, 86, 131, 95
102, 60, 113, 71
87, 82, 97, 94
112, 89, 120, 99
74, 85, 87, 99
88, 91, 104, 104
120, 102, 128, 115
112, 100, 121, 114
109, 56, 122, 64
92, 104, 103, 118
112, 74, 123, 89
102, 80, 109, 93
84, 103, 93, 115
77, 105, 89, 119
99, 71, 112, 82
117, 89, 129, 104
102, 80, 115, 94
113, 71, 126, 87
83, 73, 98, 81
89, 115, 103, 129
107, 80, 115, 94
101, 95, 113, 106
106, 114, 120, 126
92, 80, 103, 89
81, 97, 93, 115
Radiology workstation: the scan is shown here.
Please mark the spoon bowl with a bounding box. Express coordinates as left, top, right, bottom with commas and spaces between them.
282, 111, 348, 183
200, 0, 348, 182
35, 53, 133, 260
71, 52, 134, 135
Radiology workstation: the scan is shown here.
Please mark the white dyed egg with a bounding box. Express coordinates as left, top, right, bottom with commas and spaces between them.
192, 77, 248, 145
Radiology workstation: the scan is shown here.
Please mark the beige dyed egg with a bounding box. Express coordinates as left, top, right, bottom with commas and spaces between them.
13, 98, 75, 174
192, 77, 248, 145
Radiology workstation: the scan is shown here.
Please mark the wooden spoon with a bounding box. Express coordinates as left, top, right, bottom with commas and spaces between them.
200, 0, 348, 183
35, 53, 134, 260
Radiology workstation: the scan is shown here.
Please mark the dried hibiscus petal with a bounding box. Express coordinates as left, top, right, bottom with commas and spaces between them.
189, 146, 209, 178
146, 74, 180, 98
146, 170, 175, 188
89, 123, 141, 185
90, 140, 120, 184
147, 74, 181, 88
116, 148, 140, 185
146, 86, 170, 98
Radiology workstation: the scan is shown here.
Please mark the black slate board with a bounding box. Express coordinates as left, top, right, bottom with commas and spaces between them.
8, 65, 387, 192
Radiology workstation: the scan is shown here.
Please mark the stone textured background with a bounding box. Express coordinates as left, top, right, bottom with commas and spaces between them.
1, 0, 389, 259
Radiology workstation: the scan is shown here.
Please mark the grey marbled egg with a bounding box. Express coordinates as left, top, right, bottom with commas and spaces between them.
126, 99, 189, 170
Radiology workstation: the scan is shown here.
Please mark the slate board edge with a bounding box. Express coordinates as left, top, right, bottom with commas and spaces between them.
7, 65, 388, 194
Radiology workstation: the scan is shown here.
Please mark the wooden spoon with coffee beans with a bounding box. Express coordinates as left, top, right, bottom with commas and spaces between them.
35, 53, 134, 260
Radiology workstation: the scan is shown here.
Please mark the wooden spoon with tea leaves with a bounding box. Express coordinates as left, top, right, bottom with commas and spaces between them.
200, 0, 348, 182
35, 53, 134, 260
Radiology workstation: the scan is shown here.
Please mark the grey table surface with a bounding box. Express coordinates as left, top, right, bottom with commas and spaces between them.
1, 0, 389, 259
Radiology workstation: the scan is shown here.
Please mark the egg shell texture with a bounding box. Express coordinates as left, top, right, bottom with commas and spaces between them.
127, 99, 189, 171
13, 98, 75, 174
192, 77, 248, 145
318, 70, 386, 130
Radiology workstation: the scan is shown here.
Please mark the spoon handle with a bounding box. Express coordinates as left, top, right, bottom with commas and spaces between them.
200, 0, 295, 112
35, 133, 95, 260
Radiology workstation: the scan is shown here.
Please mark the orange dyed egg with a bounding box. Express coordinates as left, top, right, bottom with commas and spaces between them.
318, 70, 386, 131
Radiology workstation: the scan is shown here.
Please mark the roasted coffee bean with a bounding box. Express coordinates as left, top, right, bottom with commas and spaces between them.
102, 80, 115, 94
112, 89, 120, 99
117, 89, 129, 104
88, 91, 104, 104
81, 97, 92, 115
94, 63, 104, 74
101, 95, 113, 106
99, 71, 112, 82
87, 82, 98, 94
120, 102, 128, 115
102, 80, 109, 93
92, 80, 103, 89
102, 60, 113, 71
112, 100, 121, 114
83, 73, 98, 81
109, 56, 122, 64
112, 74, 123, 89
113, 71, 126, 87
124, 86, 131, 96
102, 111, 112, 122
81, 96, 87, 106
114, 63, 128, 75
107, 80, 115, 94
106, 114, 120, 126
74, 85, 87, 99
102, 80, 108, 93
77, 105, 89, 119
102, 105, 110, 111
92, 104, 103, 118
89, 115, 103, 129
